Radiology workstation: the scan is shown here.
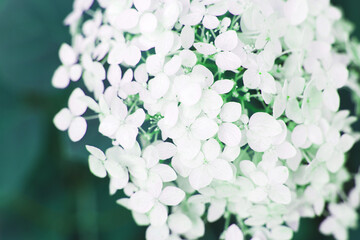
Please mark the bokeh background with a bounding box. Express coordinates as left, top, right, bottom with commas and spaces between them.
1, 0, 360, 239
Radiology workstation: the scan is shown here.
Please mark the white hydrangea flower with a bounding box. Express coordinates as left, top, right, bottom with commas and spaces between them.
52, 0, 360, 239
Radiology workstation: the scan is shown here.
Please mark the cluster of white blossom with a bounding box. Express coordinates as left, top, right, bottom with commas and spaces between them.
53, 0, 360, 239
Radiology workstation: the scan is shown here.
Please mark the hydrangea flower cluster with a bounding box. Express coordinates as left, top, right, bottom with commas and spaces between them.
53, 0, 360, 239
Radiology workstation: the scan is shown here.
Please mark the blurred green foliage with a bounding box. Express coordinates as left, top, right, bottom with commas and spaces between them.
0, 0, 360, 239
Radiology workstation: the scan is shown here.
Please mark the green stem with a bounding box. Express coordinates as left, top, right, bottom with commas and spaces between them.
84, 115, 99, 120
224, 211, 231, 230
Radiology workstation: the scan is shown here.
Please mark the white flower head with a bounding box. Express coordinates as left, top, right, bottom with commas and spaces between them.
53, 0, 360, 239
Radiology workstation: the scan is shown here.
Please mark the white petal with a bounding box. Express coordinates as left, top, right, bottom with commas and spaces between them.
155, 31, 174, 56
69, 64, 82, 81
146, 55, 164, 76
180, 25, 194, 49
268, 166, 289, 185
287, 150, 302, 171
180, 12, 203, 26
148, 73, 170, 99
260, 72, 276, 94
175, 135, 201, 159
104, 160, 127, 179
162, 1, 180, 29
228, 1, 245, 15
164, 55, 182, 76
349, 188, 360, 208
319, 217, 337, 235
76, 0, 93, 11
151, 164, 177, 182
116, 125, 138, 149
194, 42, 217, 55
288, 77, 305, 98
307, 124, 323, 145
192, 65, 214, 87
145, 173, 163, 197
99, 115, 120, 137
130, 190, 155, 213
52, 66, 70, 89
249, 112, 282, 137
269, 184, 291, 204
250, 171, 268, 186
215, 30, 238, 51
180, 151, 204, 170
309, 41, 331, 59
131, 211, 150, 226
207, 3, 227, 16
143, 145, 159, 168
53, 108, 72, 131
191, 117, 219, 140
149, 203, 168, 227
128, 164, 148, 180
155, 142, 177, 160
68, 117, 87, 142
134, 64, 148, 83
189, 165, 213, 190
276, 141, 297, 159
215, 52, 241, 71
68, 88, 87, 116
139, 12, 158, 33
146, 225, 169, 240
202, 138, 221, 161
86, 145, 106, 161
246, 131, 271, 152
211, 79, 234, 94
159, 186, 185, 206
225, 224, 244, 240
218, 123, 241, 147
270, 226, 293, 240
201, 90, 223, 116
124, 45, 141, 66
338, 134, 355, 153
243, 68, 261, 89
185, 216, 205, 239
107, 64, 122, 87
59, 43, 77, 66
284, 0, 308, 26
207, 199, 226, 222
221, 145, 241, 162
273, 95, 286, 119
88, 155, 107, 178
168, 213, 192, 234
291, 125, 307, 148
108, 44, 126, 65
326, 150, 345, 173
202, 15, 220, 29
210, 159, 233, 181
110, 99, 128, 121
220, 102, 242, 122
116, 9, 139, 30
330, 63, 348, 88
249, 187, 267, 203
89, 62, 106, 80
177, 82, 202, 106
240, 160, 256, 176
323, 87, 340, 112
110, 174, 129, 194
179, 49, 197, 67
133, 0, 151, 12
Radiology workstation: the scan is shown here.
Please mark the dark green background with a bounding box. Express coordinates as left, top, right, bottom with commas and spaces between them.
0, 0, 359, 239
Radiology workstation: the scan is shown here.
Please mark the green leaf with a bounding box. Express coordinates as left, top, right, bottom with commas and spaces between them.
0, 104, 44, 205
